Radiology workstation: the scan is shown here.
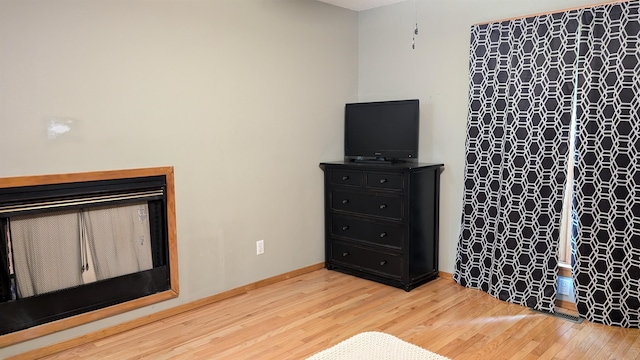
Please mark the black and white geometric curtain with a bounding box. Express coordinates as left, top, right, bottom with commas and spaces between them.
454, 11, 580, 312
573, 1, 640, 327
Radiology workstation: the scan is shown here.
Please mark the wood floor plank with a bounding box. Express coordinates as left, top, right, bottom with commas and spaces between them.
607, 328, 640, 359
17, 269, 640, 360
529, 318, 575, 358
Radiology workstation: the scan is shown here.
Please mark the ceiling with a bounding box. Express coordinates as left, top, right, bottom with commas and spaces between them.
316, 0, 406, 11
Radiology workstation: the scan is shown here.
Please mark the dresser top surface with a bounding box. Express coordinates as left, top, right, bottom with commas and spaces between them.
320, 161, 444, 171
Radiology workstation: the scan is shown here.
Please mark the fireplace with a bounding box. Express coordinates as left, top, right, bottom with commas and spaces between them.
0, 167, 178, 347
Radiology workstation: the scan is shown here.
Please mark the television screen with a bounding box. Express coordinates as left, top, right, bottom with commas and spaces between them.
344, 99, 419, 162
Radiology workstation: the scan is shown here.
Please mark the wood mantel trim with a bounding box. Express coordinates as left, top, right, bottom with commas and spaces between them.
9, 263, 325, 360
164, 167, 180, 295
0, 166, 174, 188
0, 166, 179, 349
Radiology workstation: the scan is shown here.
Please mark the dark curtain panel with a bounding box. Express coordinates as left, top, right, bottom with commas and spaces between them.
455, 11, 580, 312
573, 1, 640, 327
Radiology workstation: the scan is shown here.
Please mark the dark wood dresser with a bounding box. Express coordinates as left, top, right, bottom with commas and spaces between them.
320, 161, 444, 291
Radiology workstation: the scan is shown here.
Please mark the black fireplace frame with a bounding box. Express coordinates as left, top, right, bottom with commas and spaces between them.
0, 167, 179, 348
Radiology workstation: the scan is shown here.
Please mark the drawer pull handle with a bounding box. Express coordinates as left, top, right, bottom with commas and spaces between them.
380, 232, 387, 238
379, 178, 388, 184
380, 260, 387, 266
342, 176, 349, 181
379, 204, 387, 209
342, 199, 350, 205
342, 226, 349, 231
342, 252, 350, 257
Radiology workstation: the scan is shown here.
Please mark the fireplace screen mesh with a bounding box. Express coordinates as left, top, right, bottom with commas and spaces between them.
11, 210, 83, 298
83, 203, 153, 282
9, 202, 153, 299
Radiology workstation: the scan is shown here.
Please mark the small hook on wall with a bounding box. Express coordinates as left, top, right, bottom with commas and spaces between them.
412, 0, 418, 49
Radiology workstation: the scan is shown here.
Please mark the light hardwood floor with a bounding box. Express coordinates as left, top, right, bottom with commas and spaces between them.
25, 269, 640, 359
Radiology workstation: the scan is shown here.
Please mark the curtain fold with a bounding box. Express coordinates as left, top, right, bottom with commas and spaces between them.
455, 11, 580, 312
455, 20, 510, 294
573, 1, 640, 327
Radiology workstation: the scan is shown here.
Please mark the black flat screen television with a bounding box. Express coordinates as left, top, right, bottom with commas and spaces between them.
344, 99, 419, 163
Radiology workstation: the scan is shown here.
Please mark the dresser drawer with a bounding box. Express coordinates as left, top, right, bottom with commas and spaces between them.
366, 172, 403, 191
331, 214, 403, 249
330, 169, 363, 187
331, 242, 402, 278
331, 190, 403, 219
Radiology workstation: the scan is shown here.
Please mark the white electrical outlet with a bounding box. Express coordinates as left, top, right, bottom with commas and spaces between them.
256, 240, 264, 255
558, 277, 572, 295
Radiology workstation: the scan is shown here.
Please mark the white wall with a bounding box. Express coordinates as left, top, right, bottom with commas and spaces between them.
357, 0, 608, 274
0, 0, 357, 356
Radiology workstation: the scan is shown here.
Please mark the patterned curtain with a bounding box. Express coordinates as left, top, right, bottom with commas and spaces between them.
455, 11, 580, 312
573, 1, 640, 327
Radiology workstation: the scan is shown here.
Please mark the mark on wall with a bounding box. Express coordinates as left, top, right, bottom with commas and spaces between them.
47, 117, 78, 140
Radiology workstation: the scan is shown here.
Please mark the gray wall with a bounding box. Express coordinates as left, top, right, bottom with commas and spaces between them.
357, 0, 606, 275
0, 0, 357, 356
